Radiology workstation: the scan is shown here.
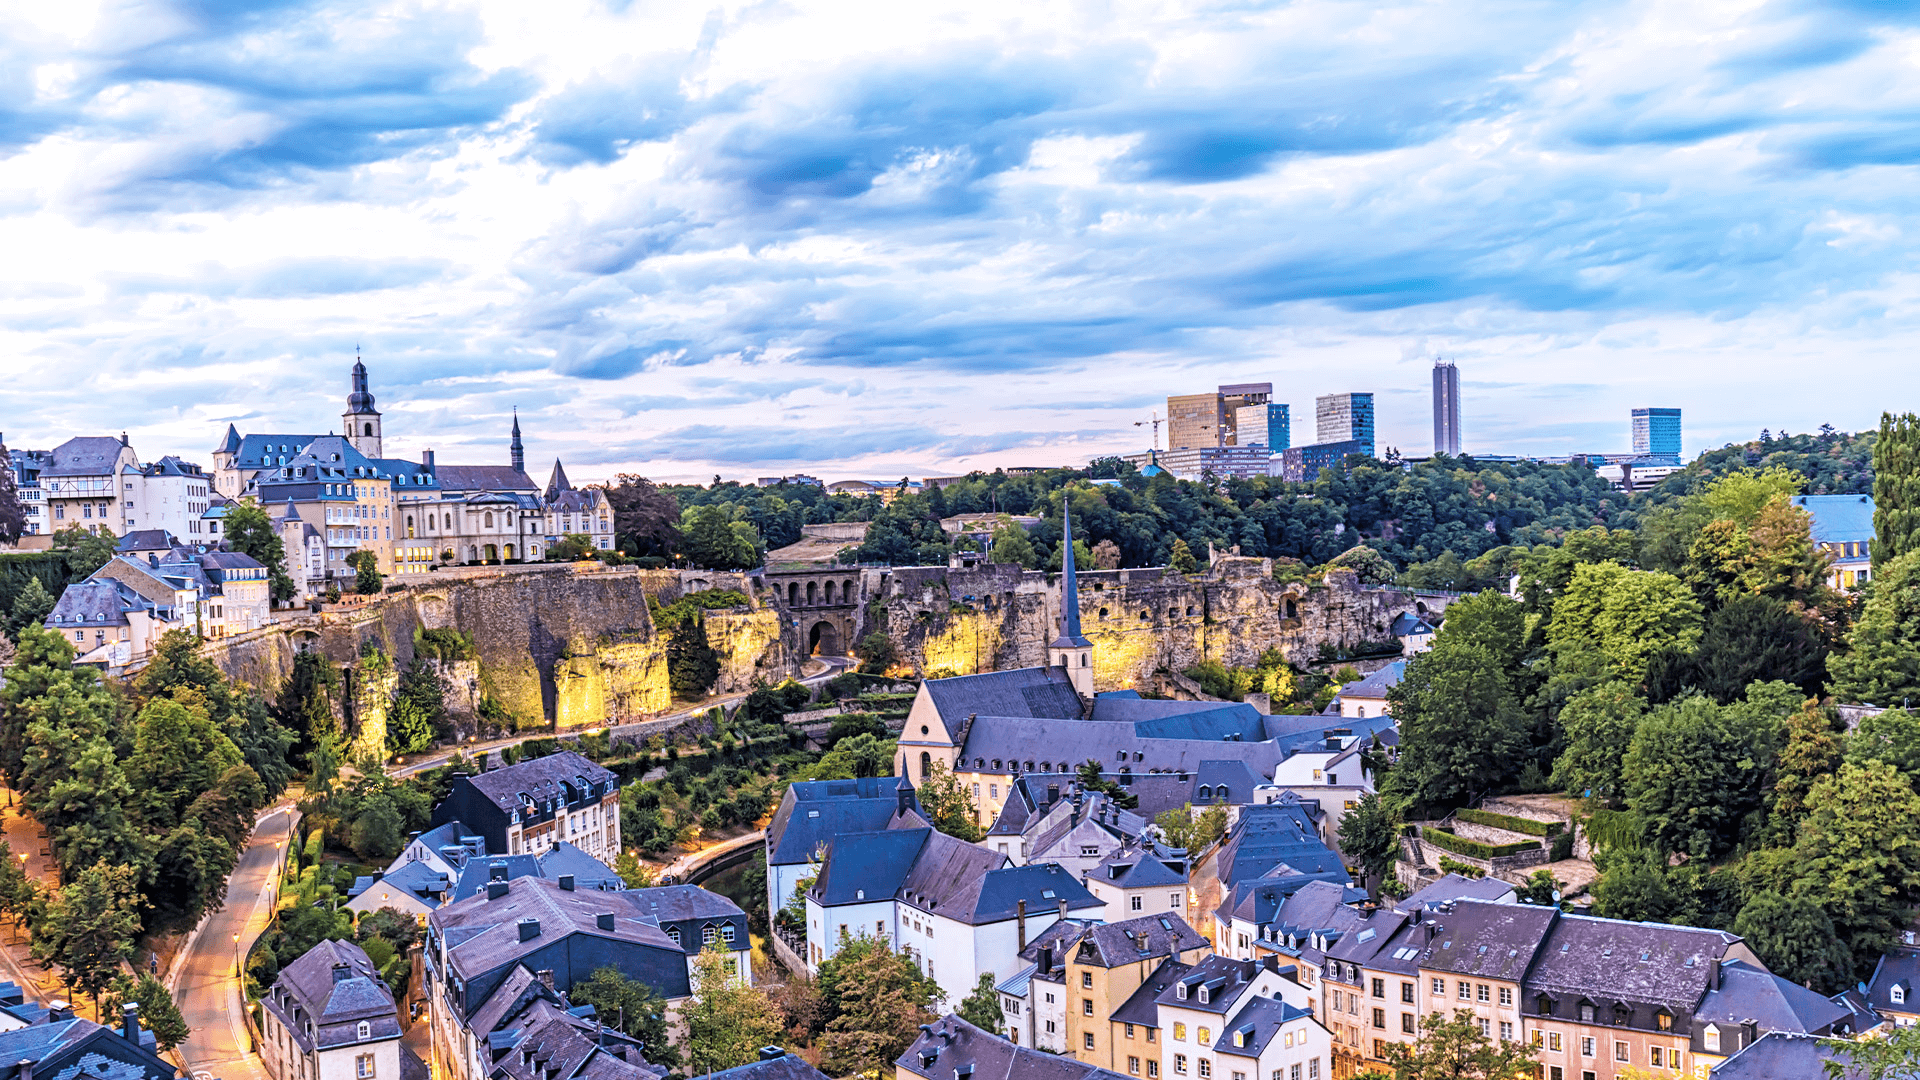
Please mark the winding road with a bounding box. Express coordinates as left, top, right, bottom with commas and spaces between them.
170, 654, 855, 1080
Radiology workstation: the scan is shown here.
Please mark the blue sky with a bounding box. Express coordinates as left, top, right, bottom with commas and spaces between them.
0, 0, 1917, 483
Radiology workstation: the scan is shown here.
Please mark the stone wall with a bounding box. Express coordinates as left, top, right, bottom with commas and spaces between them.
855, 559, 1442, 692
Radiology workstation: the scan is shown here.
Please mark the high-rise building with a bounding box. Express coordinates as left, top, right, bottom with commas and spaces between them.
1234, 402, 1291, 449
1315, 392, 1375, 457
1166, 383, 1275, 448
1432, 361, 1461, 456
1632, 407, 1682, 462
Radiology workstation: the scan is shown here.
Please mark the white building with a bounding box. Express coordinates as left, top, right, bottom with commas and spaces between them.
1155, 956, 1326, 1080
260, 940, 402, 1080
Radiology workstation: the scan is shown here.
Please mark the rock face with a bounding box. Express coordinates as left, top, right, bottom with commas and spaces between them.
855, 558, 1450, 691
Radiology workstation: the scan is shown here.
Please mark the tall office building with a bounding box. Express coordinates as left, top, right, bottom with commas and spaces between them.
1235, 402, 1291, 449
1432, 361, 1461, 456
1315, 392, 1375, 457
1632, 407, 1682, 462
1167, 383, 1275, 448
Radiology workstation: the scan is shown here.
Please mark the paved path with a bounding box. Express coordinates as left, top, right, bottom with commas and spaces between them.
660, 829, 767, 885
175, 807, 297, 1080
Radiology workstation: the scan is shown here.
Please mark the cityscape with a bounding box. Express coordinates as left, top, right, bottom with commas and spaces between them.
3, 3, 1920, 1080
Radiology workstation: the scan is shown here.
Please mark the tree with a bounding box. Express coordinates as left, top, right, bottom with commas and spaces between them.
1788, 760, 1920, 978
549, 533, 596, 560
345, 550, 382, 595
680, 505, 761, 570
1829, 549, 1920, 706
0, 840, 36, 923
50, 528, 115, 583
854, 632, 896, 674
1381, 639, 1529, 818
955, 973, 1003, 1033
988, 523, 1037, 568
1153, 803, 1228, 853
568, 967, 679, 1069
1337, 792, 1400, 888
6, 578, 54, 639
1327, 544, 1395, 584
309, 736, 340, 799
105, 974, 189, 1051
814, 733, 895, 781
35, 861, 142, 1012
666, 615, 720, 699
1168, 537, 1198, 573
0, 438, 25, 544
1547, 562, 1702, 684
1875, 411, 1920, 569
682, 947, 783, 1074
1589, 850, 1676, 924
1623, 684, 1795, 860
1773, 699, 1846, 831
1681, 593, 1828, 703
1515, 869, 1558, 906
1091, 539, 1122, 570
817, 930, 944, 1077
1550, 683, 1645, 804
914, 761, 983, 841
1731, 891, 1853, 993
223, 499, 297, 604
386, 696, 436, 756
1378, 1009, 1538, 1079
1075, 759, 1139, 809
1824, 1023, 1920, 1079
613, 852, 658, 889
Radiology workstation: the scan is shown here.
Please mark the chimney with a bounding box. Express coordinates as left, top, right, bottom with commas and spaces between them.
120, 1004, 139, 1043
757, 1047, 785, 1062
1017, 900, 1027, 950
519, 918, 541, 941
489, 861, 509, 882
423, 449, 435, 469
1709, 957, 1722, 990
488, 880, 509, 901
1058, 898, 1069, 920
536, 969, 555, 989
559, 874, 575, 892
331, 962, 353, 983
1039, 946, 1052, 974
17, 1061, 31, 1080
596, 913, 615, 931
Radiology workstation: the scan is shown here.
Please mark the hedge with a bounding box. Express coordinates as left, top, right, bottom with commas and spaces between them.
1455, 807, 1564, 837
1422, 827, 1540, 860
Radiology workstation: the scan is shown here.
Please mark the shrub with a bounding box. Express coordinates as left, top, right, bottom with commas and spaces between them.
1550, 831, 1575, 862
1437, 856, 1487, 879
1423, 827, 1539, 860
1454, 807, 1564, 837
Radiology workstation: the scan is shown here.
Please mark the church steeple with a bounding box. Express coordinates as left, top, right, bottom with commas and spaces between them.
343, 353, 382, 458
1050, 499, 1094, 696
510, 409, 524, 473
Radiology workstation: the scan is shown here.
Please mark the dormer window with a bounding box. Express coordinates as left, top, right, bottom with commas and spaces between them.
1897, 985, 1910, 1006
1177, 983, 1188, 1000
1198, 986, 1210, 1004
1703, 1024, 1720, 1052
667, 927, 681, 945
357, 1021, 371, 1040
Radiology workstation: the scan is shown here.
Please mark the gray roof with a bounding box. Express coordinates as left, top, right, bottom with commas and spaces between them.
43, 436, 129, 477
262, 939, 400, 1054
1322, 909, 1418, 974
115, 530, 177, 552
1866, 946, 1920, 1014
1338, 661, 1405, 700
1019, 913, 1206, 971
437, 464, 538, 494
703, 1054, 832, 1080
1153, 955, 1267, 1016
766, 779, 923, 866
1398, 873, 1516, 911
923, 667, 1084, 725
429, 876, 680, 985
955, 715, 1286, 779
1110, 959, 1194, 1027
45, 580, 137, 628
1414, 899, 1558, 982
1091, 842, 1189, 889
1209, 995, 1313, 1059
465, 752, 617, 813
896, 1016, 1129, 1080
1525, 911, 1739, 1011
1711, 1031, 1862, 1080
1696, 959, 1849, 1036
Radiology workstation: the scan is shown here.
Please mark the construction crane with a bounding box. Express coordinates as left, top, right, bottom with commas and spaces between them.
1134, 411, 1164, 452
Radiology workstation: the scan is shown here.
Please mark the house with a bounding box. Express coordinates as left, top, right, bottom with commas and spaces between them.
703, 1050, 831, 1080
1153, 956, 1322, 1080
1711, 1030, 1864, 1080
543, 462, 616, 552
621, 885, 753, 986
1220, 879, 1368, 969
1793, 494, 1875, 590
1205, 993, 1329, 1080
1085, 839, 1191, 924
430, 752, 621, 860
1394, 873, 1516, 911
36, 436, 140, 537
346, 860, 450, 921
1315, 906, 1424, 1073
895, 1016, 1131, 1080
1014, 790, 1152, 878
1390, 612, 1437, 654
1691, 957, 1850, 1067
1264, 726, 1393, 841
1411, 901, 1559, 1051
763, 776, 924, 926
1864, 945, 1920, 1027
0, 1006, 184, 1080
259, 940, 403, 1080
804, 824, 1103, 1006
1016, 914, 1209, 1063
1209, 800, 1347, 895
452, 965, 661, 1080
1331, 663, 1402, 720
352, 844, 621, 920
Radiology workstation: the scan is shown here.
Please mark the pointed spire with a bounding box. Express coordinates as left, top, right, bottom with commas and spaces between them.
546, 458, 572, 500
216, 423, 241, 455
509, 409, 525, 473
1053, 499, 1090, 648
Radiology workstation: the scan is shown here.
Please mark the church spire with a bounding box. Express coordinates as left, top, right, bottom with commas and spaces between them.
510, 409, 524, 473
1050, 498, 1094, 697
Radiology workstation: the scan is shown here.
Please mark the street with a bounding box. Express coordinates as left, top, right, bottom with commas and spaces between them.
175, 807, 297, 1080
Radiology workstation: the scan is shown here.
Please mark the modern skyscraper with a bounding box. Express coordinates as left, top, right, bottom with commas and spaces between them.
1234, 402, 1291, 449
1432, 360, 1461, 456
1166, 383, 1275, 448
1316, 392, 1375, 457
1632, 407, 1682, 462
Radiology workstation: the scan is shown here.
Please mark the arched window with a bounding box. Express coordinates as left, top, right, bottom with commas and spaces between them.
1082, 654, 1089, 667
484, 512, 494, 527
844, 579, 855, 600
405, 515, 414, 538
356, 1021, 371, 1040
807, 581, 818, 604
823, 581, 835, 604
444, 514, 452, 530
788, 583, 798, 605
363, 422, 373, 437
919, 752, 932, 780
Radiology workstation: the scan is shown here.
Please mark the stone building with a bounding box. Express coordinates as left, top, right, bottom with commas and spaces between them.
429, 751, 621, 861
259, 939, 403, 1080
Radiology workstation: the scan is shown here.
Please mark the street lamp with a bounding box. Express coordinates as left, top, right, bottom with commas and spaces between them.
233, 932, 241, 979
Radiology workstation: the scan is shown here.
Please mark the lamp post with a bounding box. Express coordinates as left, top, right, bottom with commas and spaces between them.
233, 932, 241, 980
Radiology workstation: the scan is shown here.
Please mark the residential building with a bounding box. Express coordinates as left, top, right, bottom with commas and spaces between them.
1710, 1031, 1860, 1080
897, 1016, 1131, 1080
5, 445, 48, 537
456, 969, 662, 1080
1315, 906, 1423, 1073
1333, 663, 1403, 719
803, 823, 1102, 1005
1314, 394, 1374, 457
1085, 840, 1192, 924
1017, 913, 1209, 1063
246, 434, 396, 582
543, 461, 616, 552
45, 545, 269, 669
1690, 957, 1850, 1068
1864, 945, 1920, 1027
429, 752, 621, 861
764, 776, 925, 930
1216, 880, 1367, 971
259, 939, 402, 1080
211, 428, 327, 500
1431, 361, 1460, 457
349, 842, 621, 920
1155, 955, 1323, 1080
1235, 403, 1291, 450
1411, 901, 1557, 1052
123, 456, 216, 539
1630, 407, 1682, 463
705, 1051, 830, 1080
1794, 494, 1875, 590
755, 475, 824, 488
37, 436, 140, 537
1010, 790, 1150, 879
0, 1007, 182, 1080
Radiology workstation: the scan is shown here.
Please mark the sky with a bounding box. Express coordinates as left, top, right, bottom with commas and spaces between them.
1, 0, 1917, 484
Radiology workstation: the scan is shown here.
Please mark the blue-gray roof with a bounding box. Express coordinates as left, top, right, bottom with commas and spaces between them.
1339, 661, 1405, 700
1215, 801, 1344, 888
1210, 995, 1312, 1058
1866, 946, 1920, 1014
924, 667, 1083, 724
766, 781, 920, 866
367, 860, 451, 909
450, 856, 543, 903
1792, 494, 1875, 544
1712, 1031, 1861, 1080
1398, 872, 1515, 911
702, 1054, 832, 1080
813, 829, 926, 905
1697, 959, 1849, 1036
971, 863, 1100, 924
538, 843, 623, 890
1111, 960, 1194, 1026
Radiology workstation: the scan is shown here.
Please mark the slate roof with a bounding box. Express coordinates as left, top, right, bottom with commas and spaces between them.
231, 434, 327, 471
1398, 873, 1516, 911
1696, 959, 1849, 1036
703, 1053, 833, 1080
1024, 791, 1147, 857
45, 580, 137, 628
44, 437, 129, 477
1711, 1031, 1863, 1080
1415, 900, 1558, 982
115, 531, 176, 553
956, 716, 1287, 779
539, 843, 624, 891
1192, 760, 1266, 804
923, 667, 1085, 724
1792, 494, 1876, 544
1830, 988, 1884, 1036
216, 424, 242, 454
1337, 661, 1404, 701
1110, 960, 1194, 1027
811, 828, 927, 905
1322, 909, 1417, 975
766, 779, 923, 865
450, 856, 544, 904
261, 939, 400, 1053
464, 752, 617, 812
1210, 995, 1314, 1059
1526, 912, 1740, 1011
1091, 842, 1189, 889
896, 1016, 1130, 1080
359, 860, 450, 910
1214, 801, 1345, 888
1020, 913, 1207, 970
623, 884, 745, 924
1865, 946, 1920, 1013
1154, 955, 1266, 1016
436, 465, 539, 494
430, 876, 681, 986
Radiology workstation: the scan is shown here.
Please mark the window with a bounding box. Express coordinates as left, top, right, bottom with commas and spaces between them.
1199, 1028, 1211, 1046
1085, 1032, 1096, 1050
1372, 978, 1385, 998
1132, 896, 1144, 911
1649, 1048, 1663, 1068
1172, 892, 1183, 907
1125, 1024, 1135, 1039
1433, 978, 1445, 996
355, 1056, 375, 1079
1549, 1033, 1562, 1052
1198, 1060, 1212, 1079
1308, 1062, 1319, 1080
721, 924, 736, 944
1084, 999, 1094, 1016
1580, 1037, 1593, 1057
1656, 1011, 1673, 1032
1499, 987, 1514, 1007
1476, 984, 1490, 1003
1372, 1008, 1385, 1029
1148, 1029, 1157, 1043
1703, 1025, 1720, 1053
1477, 1018, 1490, 1038
357, 1022, 371, 1040
1046, 1021, 1057, 1034
703, 925, 717, 945
1458, 981, 1471, 1001
1578, 1003, 1595, 1023
1129, 1057, 1140, 1075
1174, 1055, 1188, 1075
1402, 1014, 1415, 1034
1174, 1024, 1187, 1041
1616, 1042, 1629, 1062
1148, 1063, 1159, 1078
1496, 1022, 1511, 1041
1401, 982, 1414, 1003
1083, 972, 1095, 988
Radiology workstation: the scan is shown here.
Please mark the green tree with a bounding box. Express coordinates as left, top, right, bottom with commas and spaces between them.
683, 946, 783, 1074
666, 614, 720, 699
35, 861, 142, 1012
1168, 537, 1198, 573
386, 696, 436, 756
0, 840, 35, 922
105, 974, 189, 1051
127, 695, 245, 828
1829, 549, 1920, 706
1326, 544, 1395, 584
988, 522, 1038, 568
1547, 562, 1703, 684
345, 550, 382, 595
1623, 684, 1795, 860
347, 795, 407, 861
49, 527, 115, 583
1075, 759, 1139, 810
814, 733, 896, 781
1788, 760, 1920, 978
1677, 593, 1829, 703
955, 973, 1003, 1033
1515, 869, 1558, 907
613, 852, 658, 889
1824, 1023, 1920, 1079
222, 499, 297, 603
1773, 699, 1846, 831
6, 577, 54, 638
605, 475, 681, 557
1589, 850, 1676, 924
568, 967, 679, 1070
1551, 683, 1645, 803
308, 736, 341, 798
1731, 891, 1854, 993
914, 761, 982, 841
854, 632, 896, 674
817, 930, 944, 1077
679, 505, 762, 570
549, 533, 596, 560
1381, 639, 1529, 818
1153, 803, 1228, 853
1378, 1009, 1538, 1079
1874, 411, 1920, 569
1337, 792, 1401, 889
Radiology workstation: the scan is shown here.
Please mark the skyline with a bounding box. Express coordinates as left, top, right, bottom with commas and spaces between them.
3, 0, 1918, 483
